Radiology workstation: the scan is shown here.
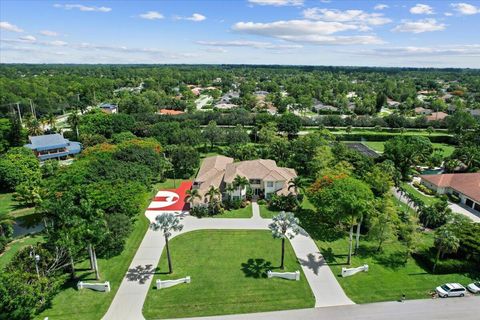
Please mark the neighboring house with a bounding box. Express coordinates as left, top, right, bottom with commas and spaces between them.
215, 91, 239, 109
313, 103, 338, 113
414, 107, 433, 115
192, 155, 297, 205
158, 109, 185, 115
99, 103, 118, 114
387, 98, 400, 108
426, 111, 448, 122
25, 133, 81, 161
420, 173, 480, 213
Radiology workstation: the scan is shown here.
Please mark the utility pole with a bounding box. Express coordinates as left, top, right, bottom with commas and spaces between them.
16, 102, 23, 124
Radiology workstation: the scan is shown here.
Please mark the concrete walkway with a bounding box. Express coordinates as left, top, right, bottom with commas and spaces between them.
103, 202, 352, 320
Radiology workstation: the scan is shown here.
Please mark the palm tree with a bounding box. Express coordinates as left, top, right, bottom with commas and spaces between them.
288, 177, 306, 195
47, 113, 57, 130
185, 189, 201, 208
226, 184, 235, 200
206, 186, 221, 204
268, 212, 300, 269
150, 213, 184, 274
433, 227, 460, 273
67, 111, 80, 140
233, 175, 249, 199
25, 116, 43, 136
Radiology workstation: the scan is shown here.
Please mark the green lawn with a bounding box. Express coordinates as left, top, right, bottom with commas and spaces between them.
143, 230, 314, 319
36, 193, 151, 320
401, 182, 439, 206
363, 141, 455, 157
315, 233, 477, 303
213, 204, 253, 218
0, 191, 35, 218
259, 204, 279, 218
0, 234, 45, 269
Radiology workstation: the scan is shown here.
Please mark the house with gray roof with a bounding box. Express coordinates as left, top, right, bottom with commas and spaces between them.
25, 133, 81, 161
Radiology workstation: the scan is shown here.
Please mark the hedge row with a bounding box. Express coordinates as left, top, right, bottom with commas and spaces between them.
334, 133, 453, 143
413, 250, 478, 274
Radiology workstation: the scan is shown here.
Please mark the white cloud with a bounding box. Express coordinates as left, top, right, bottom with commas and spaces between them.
303, 8, 391, 25
19, 35, 36, 42
374, 4, 388, 10
410, 4, 434, 15
139, 11, 164, 20
197, 40, 302, 49
444, 12, 453, 16
450, 3, 479, 15
233, 20, 384, 45
392, 19, 446, 33
248, 0, 304, 6
53, 4, 111, 12
0, 21, 23, 32
357, 44, 480, 57
39, 30, 59, 37
175, 13, 206, 22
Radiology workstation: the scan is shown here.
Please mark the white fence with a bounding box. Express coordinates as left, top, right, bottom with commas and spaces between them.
341, 264, 369, 277
156, 276, 191, 289
77, 281, 111, 292
267, 270, 300, 281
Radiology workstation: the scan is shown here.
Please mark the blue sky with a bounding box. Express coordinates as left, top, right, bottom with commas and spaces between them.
1, 0, 479, 67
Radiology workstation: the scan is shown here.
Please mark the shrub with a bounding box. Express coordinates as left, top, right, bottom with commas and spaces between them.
448, 194, 460, 203
413, 249, 478, 274
268, 194, 300, 212
257, 199, 267, 205
222, 198, 243, 210
190, 206, 209, 218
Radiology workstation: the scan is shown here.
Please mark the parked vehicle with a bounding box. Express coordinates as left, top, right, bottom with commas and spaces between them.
435, 283, 467, 298
467, 282, 480, 294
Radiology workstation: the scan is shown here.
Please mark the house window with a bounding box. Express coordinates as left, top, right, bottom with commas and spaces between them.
267, 181, 274, 187
249, 179, 261, 185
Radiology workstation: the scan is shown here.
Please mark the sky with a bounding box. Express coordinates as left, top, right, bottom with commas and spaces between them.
1, 0, 479, 67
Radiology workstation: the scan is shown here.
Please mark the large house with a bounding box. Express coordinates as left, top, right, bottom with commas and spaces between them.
192, 155, 297, 205
420, 173, 480, 213
25, 133, 81, 161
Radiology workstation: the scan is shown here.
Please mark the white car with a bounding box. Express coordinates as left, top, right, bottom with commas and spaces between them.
467, 282, 480, 294
436, 283, 467, 298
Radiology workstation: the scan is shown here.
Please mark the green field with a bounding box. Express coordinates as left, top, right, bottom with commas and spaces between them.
143, 230, 314, 319
259, 204, 279, 218
0, 234, 45, 269
0, 192, 35, 218
315, 233, 477, 303
362, 141, 455, 157
213, 204, 253, 218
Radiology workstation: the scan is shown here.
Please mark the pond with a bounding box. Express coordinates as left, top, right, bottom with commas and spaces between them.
13, 213, 44, 238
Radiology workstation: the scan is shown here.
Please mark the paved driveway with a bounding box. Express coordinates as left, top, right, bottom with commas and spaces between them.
177, 296, 480, 320
102, 202, 352, 320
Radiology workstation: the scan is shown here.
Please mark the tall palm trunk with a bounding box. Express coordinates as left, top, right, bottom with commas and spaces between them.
88, 244, 95, 270
280, 238, 285, 270
354, 215, 363, 255
347, 221, 354, 265
165, 235, 173, 274
69, 250, 76, 279
93, 246, 100, 280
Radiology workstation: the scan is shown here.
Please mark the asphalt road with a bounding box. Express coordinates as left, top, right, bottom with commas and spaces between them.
177, 296, 480, 320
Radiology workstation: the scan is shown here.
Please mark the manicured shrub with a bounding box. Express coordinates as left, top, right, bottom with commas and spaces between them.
190, 206, 209, 218
257, 199, 267, 205
413, 249, 477, 274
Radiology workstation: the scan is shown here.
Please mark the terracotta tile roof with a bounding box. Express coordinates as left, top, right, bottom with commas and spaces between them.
426, 111, 448, 121
159, 109, 185, 115
420, 173, 480, 202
